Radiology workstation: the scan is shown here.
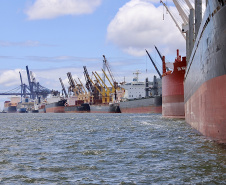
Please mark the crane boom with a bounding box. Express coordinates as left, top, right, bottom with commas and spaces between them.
94, 71, 110, 103
83, 66, 94, 93
87, 75, 103, 96
19, 72, 23, 85
74, 79, 83, 94
154, 46, 170, 72
59, 78, 68, 97
19, 71, 23, 100
26, 65, 35, 99
102, 69, 117, 101
160, 0, 186, 40
103, 55, 116, 84
95, 72, 110, 91
92, 72, 107, 103
92, 72, 106, 94
184, 0, 193, 9
145, 49, 162, 79
173, 0, 188, 24
102, 69, 114, 90
78, 78, 87, 94
154, 45, 163, 61
67, 72, 79, 95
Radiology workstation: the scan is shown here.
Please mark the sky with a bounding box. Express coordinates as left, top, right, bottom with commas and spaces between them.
0, 0, 187, 110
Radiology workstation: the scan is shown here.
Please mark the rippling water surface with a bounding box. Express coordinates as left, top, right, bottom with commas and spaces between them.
0, 113, 225, 184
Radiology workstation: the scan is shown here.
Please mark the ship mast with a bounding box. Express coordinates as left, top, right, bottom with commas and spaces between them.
133, 70, 141, 82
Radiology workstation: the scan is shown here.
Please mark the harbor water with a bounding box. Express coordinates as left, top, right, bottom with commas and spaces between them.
0, 113, 225, 184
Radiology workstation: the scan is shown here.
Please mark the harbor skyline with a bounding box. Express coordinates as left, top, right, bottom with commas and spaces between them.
0, 0, 186, 109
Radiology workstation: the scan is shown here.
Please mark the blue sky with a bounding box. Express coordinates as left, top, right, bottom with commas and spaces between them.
0, 0, 187, 109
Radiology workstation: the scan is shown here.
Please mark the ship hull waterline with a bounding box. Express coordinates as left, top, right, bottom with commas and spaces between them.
184, 2, 226, 143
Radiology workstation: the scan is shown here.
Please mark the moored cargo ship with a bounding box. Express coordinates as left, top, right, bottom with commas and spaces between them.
184, 1, 226, 143
64, 98, 90, 113
119, 73, 162, 113
45, 99, 66, 113
3, 96, 20, 113
119, 97, 162, 113
4, 101, 17, 113
90, 104, 110, 113
162, 50, 186, 118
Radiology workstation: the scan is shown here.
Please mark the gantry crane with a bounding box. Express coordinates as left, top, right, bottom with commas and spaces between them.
19, 71, 27, 99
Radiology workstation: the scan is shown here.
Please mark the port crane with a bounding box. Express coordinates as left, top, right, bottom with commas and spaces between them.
78, 77, 90, 103
103, 55, 118, 88
92, 72, 107, 103
102, 69, 117, 101
19, 71, 27, 99
102, 55, 119, 100
94, 71, 111, 103
67, 72, 79, 96
74, 79, 83, 95
0, 66, 51, 99
87, 74, 106, 104
83, 66, 94, 94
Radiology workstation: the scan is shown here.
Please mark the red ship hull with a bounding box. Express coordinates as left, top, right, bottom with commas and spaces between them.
185, 75, 226, 143
46, 106, 65, 113
45, 99, 66, 113
184, 2, 226, 143
162, 50, 186, 118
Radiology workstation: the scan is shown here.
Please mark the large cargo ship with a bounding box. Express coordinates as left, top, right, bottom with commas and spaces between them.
162, 50, 186, 118
119, 73, 162, 113
44, 93, 66, 113
16, 97, 39, 113
45, 99, 66, 113
184, 1, 226, 143
90, 104, 110, 113
65, 103, 90, 113
3, 96, 20, 113
64, 97, 90, 113
3, 101, 17, 113
119, 97, 162, 113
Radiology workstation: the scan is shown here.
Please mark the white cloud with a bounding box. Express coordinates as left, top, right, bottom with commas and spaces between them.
25, 0, 102, 20
107, 0, 185, 56
0, 69, 24, 87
